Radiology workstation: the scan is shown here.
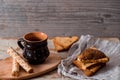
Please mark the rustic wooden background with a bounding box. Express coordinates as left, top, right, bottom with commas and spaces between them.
0, 0, 120, 38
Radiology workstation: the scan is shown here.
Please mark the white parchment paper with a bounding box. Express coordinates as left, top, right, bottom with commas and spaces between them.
58, 35, 120, 80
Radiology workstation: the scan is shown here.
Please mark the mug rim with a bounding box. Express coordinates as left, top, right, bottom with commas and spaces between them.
23, 32, 48, 43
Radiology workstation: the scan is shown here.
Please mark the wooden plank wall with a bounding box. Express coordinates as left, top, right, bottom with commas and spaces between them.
0, 0, 120, 38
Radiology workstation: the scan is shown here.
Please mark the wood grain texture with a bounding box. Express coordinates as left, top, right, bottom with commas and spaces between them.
0, 0, 120, 38
0, 53, 60, 79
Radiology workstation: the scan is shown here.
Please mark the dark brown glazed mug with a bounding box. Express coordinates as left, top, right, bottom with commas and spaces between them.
17, 32, 50, 64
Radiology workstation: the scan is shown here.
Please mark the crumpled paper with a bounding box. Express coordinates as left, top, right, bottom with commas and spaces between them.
58, 35, 120, 80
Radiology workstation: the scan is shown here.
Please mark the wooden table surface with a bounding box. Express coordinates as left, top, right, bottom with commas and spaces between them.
0, 38, 119, 80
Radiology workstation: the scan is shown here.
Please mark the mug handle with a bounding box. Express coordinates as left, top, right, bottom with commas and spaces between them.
17, 38, 24, 50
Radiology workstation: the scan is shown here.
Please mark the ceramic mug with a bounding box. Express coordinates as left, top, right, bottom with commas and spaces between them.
17, 32, 50, 64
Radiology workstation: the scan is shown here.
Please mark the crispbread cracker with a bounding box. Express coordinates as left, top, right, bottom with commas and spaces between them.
73, 57, 105, 76
53, 36, 79, 51
73, 47, 109, 76
53, 39, 64, 51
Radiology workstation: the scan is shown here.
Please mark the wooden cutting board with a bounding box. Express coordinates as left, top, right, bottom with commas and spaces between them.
0, 53, 61, 79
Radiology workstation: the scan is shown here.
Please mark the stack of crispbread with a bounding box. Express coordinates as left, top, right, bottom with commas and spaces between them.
73, 47, 109, 76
